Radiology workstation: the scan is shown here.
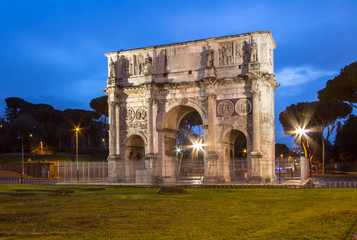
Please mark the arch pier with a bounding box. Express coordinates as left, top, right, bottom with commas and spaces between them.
105, 31, 279, 184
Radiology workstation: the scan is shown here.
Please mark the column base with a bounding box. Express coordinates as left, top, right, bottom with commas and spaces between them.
107, 176, 119, 183
248, 176, 273, 184
203, 176, 221, 183
107, 156, 120, 183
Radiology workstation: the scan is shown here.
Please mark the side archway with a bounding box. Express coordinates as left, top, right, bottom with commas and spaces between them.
223, 129, 248, 181
125, 135, 145, 182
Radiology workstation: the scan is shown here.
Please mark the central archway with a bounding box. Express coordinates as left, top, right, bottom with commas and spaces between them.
177, 111, 204, 181
161, 105, 205, 183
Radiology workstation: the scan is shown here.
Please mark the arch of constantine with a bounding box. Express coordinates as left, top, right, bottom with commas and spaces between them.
105, 31, 279, 184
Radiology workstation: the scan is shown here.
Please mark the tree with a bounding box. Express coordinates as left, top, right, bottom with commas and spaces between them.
313, 101, 352, 173
334, 115, 357, 162
318, 62, 357, 109
5, 97, 35, 121
90, 96, 108, 124
2, 97, 106, 153
5, 114, 45, 152
279, 102, 319, 170
279, 101, 352, 173
0, 118, 7, 153
275, 143, 298, 158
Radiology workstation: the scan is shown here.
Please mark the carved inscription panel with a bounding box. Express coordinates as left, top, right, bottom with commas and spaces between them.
164, 136, 176, 156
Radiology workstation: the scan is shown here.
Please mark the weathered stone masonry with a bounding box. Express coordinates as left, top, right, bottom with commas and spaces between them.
105, 31, 279, 183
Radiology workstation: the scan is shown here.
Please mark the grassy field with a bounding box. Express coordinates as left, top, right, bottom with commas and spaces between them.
0, 185, 356, 240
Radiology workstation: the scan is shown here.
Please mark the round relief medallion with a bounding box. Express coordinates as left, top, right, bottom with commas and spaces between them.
121, 108, 135, 122
235, 99, 252, 115
136, 107, 147, 121
217, 100, 234, 116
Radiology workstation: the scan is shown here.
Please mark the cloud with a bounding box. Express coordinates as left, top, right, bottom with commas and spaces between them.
276, 66, 335, 87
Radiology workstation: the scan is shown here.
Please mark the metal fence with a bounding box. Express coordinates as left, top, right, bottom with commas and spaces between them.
275, 158, 301, 182
56, 159, 298, 184
0, 179, 57, 184
57, 161, 108, 183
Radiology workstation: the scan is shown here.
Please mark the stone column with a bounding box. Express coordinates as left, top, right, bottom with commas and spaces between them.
203, 92, 220, 183
115, 103, 120, 156
147, 98, 153, 154
107, 90, 119, 182
249, 79, 263, 183
108, 102, 116, 158
152, 100, 158, 154
251, 87, 261, 154
207, 93, 216, 152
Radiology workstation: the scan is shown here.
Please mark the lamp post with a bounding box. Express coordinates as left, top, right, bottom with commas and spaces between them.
295, 127, 308, 157
17, 133, 24, 184
75, 127, 80, 183
21, 134, 24, 176
295, 127, 309, 179
176, 147, 183, 175
29, 134, 35, 160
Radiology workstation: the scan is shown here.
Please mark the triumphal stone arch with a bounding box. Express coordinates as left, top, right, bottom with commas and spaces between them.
105, 31, 279, 184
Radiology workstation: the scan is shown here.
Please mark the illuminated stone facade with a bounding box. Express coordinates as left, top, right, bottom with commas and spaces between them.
105, 31, 279, 183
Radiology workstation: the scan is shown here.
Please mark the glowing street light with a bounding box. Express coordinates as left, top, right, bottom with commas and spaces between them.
295, 127, 308, 157
193, 141, 203, 151
176, 147, 182, 154
295, 127, 308, 136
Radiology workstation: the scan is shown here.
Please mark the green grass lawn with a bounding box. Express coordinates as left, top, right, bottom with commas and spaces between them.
0, 185, 356, 240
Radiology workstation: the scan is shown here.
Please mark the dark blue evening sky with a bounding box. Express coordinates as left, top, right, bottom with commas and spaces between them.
0, 0, 356, 147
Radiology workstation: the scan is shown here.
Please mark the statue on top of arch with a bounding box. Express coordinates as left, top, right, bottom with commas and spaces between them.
144, 54, 152, 75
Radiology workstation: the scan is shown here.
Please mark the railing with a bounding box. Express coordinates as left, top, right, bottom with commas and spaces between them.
57, 161, 108, 183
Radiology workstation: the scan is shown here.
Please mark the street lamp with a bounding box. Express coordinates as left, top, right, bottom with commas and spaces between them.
295, 127, 308, 157
295, 127, 310, 182
75, 127, 80, 182
176, 146, 183, 175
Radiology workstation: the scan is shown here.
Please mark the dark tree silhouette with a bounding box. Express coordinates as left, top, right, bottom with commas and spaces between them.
318, 62, 357, 109
275, 143, 298, 158
90, 95, 108, 123
1, 97, 106, 153
334, 115, 357, 162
